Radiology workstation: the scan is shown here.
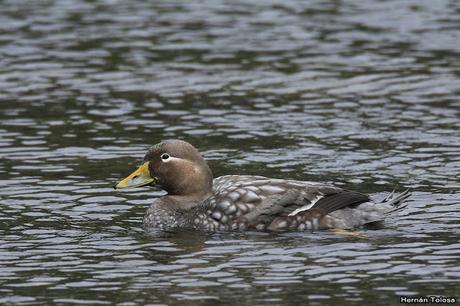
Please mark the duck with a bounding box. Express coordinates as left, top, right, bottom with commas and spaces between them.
114, 140, 410, 232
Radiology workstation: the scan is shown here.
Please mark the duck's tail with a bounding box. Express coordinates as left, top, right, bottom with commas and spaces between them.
381, 189, 411, 213
362, 189, 411, 228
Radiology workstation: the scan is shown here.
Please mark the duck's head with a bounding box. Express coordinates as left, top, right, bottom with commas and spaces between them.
114, 140, 213, 197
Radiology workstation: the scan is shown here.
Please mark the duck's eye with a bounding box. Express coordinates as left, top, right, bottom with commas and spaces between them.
161, 153, 170, 161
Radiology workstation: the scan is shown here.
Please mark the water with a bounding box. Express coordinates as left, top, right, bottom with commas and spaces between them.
1, 0, 459, 304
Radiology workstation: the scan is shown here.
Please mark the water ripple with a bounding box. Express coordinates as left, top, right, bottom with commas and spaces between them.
0, 0, 459, 305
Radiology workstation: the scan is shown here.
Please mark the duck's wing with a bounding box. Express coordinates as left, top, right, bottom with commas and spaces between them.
209, 175, 370, 230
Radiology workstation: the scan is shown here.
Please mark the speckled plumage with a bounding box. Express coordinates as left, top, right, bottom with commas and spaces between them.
115, 140, 411, 232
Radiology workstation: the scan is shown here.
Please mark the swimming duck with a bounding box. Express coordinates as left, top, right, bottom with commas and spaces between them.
114, 140, 410, 231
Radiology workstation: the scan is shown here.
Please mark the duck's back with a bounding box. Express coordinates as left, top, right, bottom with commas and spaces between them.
188, 175, 371, 231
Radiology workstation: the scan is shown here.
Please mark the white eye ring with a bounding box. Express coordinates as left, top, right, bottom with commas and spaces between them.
161, 153, 171, 162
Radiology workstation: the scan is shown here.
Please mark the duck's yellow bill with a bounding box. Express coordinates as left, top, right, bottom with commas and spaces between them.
114, 162, 155, 189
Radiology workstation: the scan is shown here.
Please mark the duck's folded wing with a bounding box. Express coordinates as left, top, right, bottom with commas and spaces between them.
209, 176, 370, 229
290, 189, 370, 216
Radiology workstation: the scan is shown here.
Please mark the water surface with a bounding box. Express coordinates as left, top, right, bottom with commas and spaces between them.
0, 0, 459, 305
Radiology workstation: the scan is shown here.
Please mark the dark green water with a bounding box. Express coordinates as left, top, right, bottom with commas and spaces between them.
0, 0, 459, 305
